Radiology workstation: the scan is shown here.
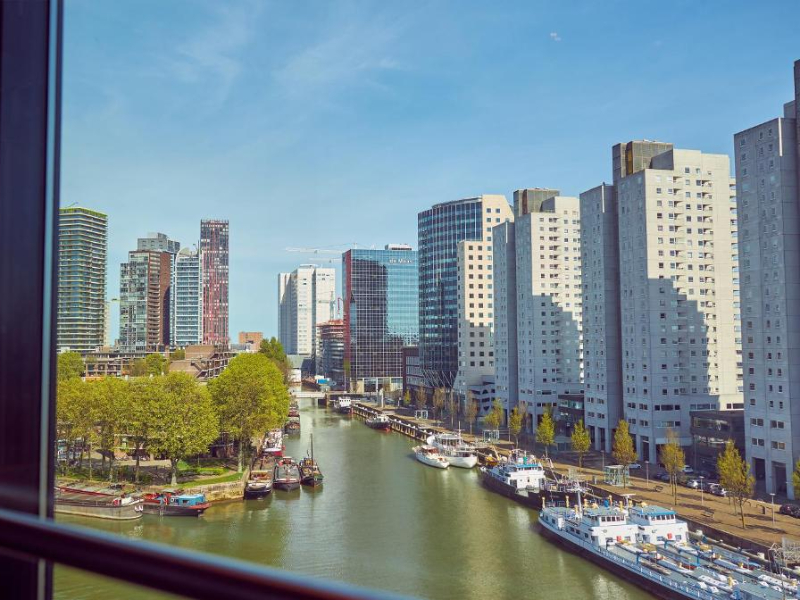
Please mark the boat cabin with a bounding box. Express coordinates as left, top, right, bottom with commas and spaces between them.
628, 505, 689, 545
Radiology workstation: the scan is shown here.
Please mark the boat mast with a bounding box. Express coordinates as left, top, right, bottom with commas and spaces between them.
311, 433, 314, 462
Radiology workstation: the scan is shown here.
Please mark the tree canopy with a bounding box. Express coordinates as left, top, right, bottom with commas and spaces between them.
465, 394, 479, 435
536, 408, 555, 457
570, 419, 591, 469
612, 420, 637, 487
259, 337, 290, 380
660, 429, 685, 504
717, 440, 754, 529
57, 351, 84, 381
484, 399, 504, 435
509, 406, 524, 448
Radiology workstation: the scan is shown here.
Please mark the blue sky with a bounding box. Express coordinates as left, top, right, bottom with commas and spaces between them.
62, 0, 800, 340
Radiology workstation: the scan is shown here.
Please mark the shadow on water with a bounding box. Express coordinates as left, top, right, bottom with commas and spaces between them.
55, 399, 652, 600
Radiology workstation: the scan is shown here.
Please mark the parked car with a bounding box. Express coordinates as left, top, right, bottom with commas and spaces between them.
627, 463, 642, 470
656, 473, 671, 482
708, 484, 727, 497
779, 504, 800, 518
681, 465, 694, 474
684, 478, 701, 489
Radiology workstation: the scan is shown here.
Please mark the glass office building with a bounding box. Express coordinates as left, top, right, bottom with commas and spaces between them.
343, 245, 418, 392
175, 247, 203, 347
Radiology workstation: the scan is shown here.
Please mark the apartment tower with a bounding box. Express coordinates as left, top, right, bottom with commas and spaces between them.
137, 232, 180, 345
734, 60, 800, 497
119, 250, 171, 351
57, 206, 108, 353
200, 219, 229, 346
277, 265, 336, 358
174, 247, 202, 348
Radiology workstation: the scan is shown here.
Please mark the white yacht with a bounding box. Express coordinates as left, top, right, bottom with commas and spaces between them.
479, 450, 546, 506
335, 396, 352, 414
426, 432, 478, 468
412, 445, 449, 469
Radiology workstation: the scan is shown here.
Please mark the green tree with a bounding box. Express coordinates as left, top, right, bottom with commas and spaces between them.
169, 348, 186, 362
509, 406, 524, 448
123, 378, 161, 482
571, 419, 591, 470
209, 353, 289, 472
484, 399, 504, 437
56, 378, 84, 473
612, 420, 637, 488
536, 408, 555, 457
259, 337, 290, 380
402, 390, 411, 408
57, 351, 84, 381
144, 353, 168, 376
660, 429, 685, 504
717, 440, 754, 529
414, 388, 427, 414
91, 377, 129, 480
465, 393, 479, 435
432, 387, 446, 422
130, 358, 147, 377
154, 372, 219, 485
793, 459, 800, 499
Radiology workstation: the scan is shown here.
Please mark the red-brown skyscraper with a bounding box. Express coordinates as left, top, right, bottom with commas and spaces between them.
200, 219, 229, 346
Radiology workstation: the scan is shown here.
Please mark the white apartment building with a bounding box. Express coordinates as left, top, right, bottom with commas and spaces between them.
493, 221, 517, 415
580, 183, 623, 452
277, 265, 336, 357
734, 60, 800, 497
494, 194, 583, 430
455, 240, 498, 406
617, 148, 743, 463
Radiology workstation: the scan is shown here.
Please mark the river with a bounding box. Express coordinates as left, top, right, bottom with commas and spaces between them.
55, 399, 651, 600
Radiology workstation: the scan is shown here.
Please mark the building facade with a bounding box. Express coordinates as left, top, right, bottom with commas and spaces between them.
418, 195, 513, 391
316, 319, 345, 387
57, 206, 108, 353
494, 194, 583, 431
119, 250, 171, 351
616, 148, 743, 463
343, 245, 418, 392
200, 219, 229, 346
137, 232, 180, 345
277, 265, 336, 358
734, 60, 800, 496
175, 248, 202, 348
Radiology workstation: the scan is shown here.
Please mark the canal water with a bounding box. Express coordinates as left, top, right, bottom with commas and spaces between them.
55, 399, 651, 600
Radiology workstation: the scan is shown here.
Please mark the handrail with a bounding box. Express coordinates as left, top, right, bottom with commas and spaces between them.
0, 509, 412, 600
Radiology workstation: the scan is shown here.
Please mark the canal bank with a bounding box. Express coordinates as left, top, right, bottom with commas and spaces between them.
55, 399, 650, 600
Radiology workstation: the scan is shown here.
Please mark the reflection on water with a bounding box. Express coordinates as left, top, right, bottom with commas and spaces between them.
55, 400, 652, 600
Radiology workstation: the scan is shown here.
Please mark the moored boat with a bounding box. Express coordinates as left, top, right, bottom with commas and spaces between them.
478, 450, 546, 507
284, 416, 301, 434
263, 429, 284, 457
273, 457, 301, 491
365, 413, 392, 430
299, 434, 324, 487
143, 490, 210, 516
336, 396, 352, 414
245, 456, 274, 499
413, 445, 449, 469
427, 432, 478, 468
55, 485, 144, 520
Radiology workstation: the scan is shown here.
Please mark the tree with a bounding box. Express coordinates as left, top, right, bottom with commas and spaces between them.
446, 391, 458, 428
536, 408, 555, 457
660, 429, 685, 504
154, 372, 219, 485
57, 351, 84, 381
259, 337, 290, 380
144, 353, 168, 376
130, 358, 147, 377
432, 387, 446, 422
509, 406, 524, 448
402, 390, 411, 408
91, 377, 129, 480
414, 388, 427, 414
169, 348, 185, 362
794, 459, 800, 499
484, 399, 504, 438
571, 419, 591, 470
123, 378, 161, 482
465, 394, 479, 435
717, 440, 754, 529
56, 378, 84, 473
209, 353, 289, 472
612, 420, 637, 487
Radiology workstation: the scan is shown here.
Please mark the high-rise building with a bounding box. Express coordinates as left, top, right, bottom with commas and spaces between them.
342, 245, 418, 392
119, 250, 171, 351
493, 194, 583, 430
580, 183, 622, 452
57, 206, 108, 353
138, 232, 180, 346
317, 319, 345, 386
615, 147, 742, 463
175, 247, 202, 348
200, 220, 229, 346
513, 188, 561, 217
418, 195, 513, 390
454, 240, 498, 405
277, 265, 336, 357
734, 60, 800, 497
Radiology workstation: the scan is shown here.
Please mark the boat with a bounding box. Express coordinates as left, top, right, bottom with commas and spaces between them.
336, 396, 352, 414
142, 490, 210, 516
55, 485, 144, 520
413, 445, 449, 469
537, 494, 794, 600
478, 450, 546, 507
427, 432, 478, 468
263, 429, 284, 457
288, 402, 299, 418
273, 457, 301, 491
299, 434, 324, 487
245, 456, 274, 499
284, 416, 301, 434
475, 443, 500, 467
365, 413, 392, 430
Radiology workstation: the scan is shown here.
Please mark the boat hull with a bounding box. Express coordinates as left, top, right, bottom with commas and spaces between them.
537, 520, 695, 600
142, 502, 209, 516
55, 500, 144, 521
301, 476, 323, 487
445, 454, 478, 469
415, 454, 449, 469
366, 421, 392, 430
479, 469, 541, 508
273, 480, 300, 491
244, 485, 272, 499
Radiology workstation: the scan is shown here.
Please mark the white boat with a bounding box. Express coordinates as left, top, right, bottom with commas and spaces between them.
334, 396, 352, 414
426, 432, 478, 468
413, 445, 449, 469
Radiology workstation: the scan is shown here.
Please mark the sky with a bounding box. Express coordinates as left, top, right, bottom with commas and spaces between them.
61, 0, 800, 340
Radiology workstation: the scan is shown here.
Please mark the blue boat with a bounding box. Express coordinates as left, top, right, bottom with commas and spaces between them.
143, 490, 210, 517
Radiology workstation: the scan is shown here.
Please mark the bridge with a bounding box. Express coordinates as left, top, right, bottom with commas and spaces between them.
289, 390, 325, 399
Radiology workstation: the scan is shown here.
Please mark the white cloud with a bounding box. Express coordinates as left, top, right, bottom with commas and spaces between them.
549, 32, 562, 42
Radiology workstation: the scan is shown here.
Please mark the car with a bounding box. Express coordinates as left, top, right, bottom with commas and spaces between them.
708, 484, 727, 497
684, 478, 701, 489
681, 465, 694, 474
627, 463, 642, 470
656, 473, 671, 482
779, 504, 800, 518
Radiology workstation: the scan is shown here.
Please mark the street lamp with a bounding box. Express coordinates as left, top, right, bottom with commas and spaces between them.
770, 492, 776, 525
699, 476, 705, 506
